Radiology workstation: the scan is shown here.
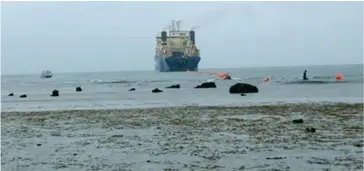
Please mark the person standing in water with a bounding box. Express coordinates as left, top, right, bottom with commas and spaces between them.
303, 70, 308, 80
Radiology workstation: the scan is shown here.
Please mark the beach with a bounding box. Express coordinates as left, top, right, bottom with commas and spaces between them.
2, 103, 363, 171
2, 0, 363, 170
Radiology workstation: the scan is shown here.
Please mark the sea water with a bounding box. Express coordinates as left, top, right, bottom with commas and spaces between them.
1, 64, 363, 112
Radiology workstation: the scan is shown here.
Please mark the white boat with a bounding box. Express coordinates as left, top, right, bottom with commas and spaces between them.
40, 70, 53, 78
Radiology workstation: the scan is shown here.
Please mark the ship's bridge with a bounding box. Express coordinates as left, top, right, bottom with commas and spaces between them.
169, 31, 188, 37
156, 31, 190, 39
156, 20, 198, 54
156, 20, 193, 39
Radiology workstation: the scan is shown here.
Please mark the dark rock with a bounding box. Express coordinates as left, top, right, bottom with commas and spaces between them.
241, 93, 246, 96
229, 83, 258, 94
111, 134, 124, 138
194, 82, 217, 88
166, 84, 180, 89
129, 88, 136, 91
353, 142, 363, 148
146, 160, 151, 163
152, 88, 163, 93
266, 156, 287, 160
51, 90, 59, 97
8, 93, 14, 96
305, 127, 316, 133
292, 119, 304, 124
239, 166, 246, 170
19, 94, 27, 98
37, 144, 42, 146
76, 87, 82, 92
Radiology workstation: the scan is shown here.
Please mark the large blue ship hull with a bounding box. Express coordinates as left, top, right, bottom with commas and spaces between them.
155, 56, 201, 72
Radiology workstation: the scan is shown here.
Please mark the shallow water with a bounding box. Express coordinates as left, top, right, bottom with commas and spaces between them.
1, 64, 363, 112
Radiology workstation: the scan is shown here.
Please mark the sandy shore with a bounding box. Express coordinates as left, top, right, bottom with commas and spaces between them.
1, 103, 363, 171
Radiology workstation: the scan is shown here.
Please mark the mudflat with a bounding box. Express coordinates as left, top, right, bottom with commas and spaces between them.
1, 103, 363, 171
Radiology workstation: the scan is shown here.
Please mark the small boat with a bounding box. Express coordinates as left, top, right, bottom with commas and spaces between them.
40, 70, 53, 78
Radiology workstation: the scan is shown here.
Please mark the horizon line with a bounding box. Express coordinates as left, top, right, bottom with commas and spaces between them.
1, 63, 362, 76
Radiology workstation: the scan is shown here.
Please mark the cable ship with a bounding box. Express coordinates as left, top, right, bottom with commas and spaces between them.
154, 20, 201, 72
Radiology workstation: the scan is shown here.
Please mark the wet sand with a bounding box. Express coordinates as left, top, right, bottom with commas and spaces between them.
1, 103, 363, 171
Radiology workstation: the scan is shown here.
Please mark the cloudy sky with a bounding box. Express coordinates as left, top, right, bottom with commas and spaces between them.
1, 1, 363, 74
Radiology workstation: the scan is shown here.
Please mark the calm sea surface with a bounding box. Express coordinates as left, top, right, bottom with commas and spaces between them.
1, 64, 363, 112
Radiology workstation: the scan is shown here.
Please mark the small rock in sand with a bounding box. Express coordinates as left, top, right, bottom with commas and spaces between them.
19, 94, 27, 98
292, 119, 304, 124
353, 142, 363, 148
51, 131, 61, 136
266, 156, 287, 160
306, 127, 316, 133
8, 93, 14, 96
111, 134, 124, 138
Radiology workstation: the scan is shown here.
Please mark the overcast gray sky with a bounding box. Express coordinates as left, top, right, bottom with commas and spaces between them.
1, 1, 363, 74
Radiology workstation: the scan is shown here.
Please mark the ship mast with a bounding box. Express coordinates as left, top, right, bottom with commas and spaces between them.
170, 20, 175, 35
169, 19, 183, 36
175, 20, 181, 31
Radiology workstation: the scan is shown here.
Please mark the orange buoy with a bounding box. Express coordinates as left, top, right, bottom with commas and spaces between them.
336, 74, 343, 81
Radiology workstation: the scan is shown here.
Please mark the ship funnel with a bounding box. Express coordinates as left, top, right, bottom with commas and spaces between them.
189, 30, 195, 44
161, 31, 167, 42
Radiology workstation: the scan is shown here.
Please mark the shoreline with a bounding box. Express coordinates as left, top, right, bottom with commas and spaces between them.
2, 101, 363, 114
2, 103, 363, 171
